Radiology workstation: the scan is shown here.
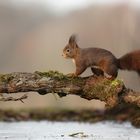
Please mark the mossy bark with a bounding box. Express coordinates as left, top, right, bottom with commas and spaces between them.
0, 70, 140, 127
0, 70, 139, 108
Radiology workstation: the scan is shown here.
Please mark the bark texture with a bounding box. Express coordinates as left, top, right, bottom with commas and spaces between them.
0, 71, 139, 109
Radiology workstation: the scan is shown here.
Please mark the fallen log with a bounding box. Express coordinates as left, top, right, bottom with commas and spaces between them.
0, 70, 139, 109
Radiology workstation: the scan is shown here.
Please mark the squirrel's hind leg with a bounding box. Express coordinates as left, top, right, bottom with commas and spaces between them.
103, 64, 118, 80
91, 67, 104, 76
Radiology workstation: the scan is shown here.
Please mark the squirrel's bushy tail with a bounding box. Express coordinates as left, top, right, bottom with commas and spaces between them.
117, 50, 140, 76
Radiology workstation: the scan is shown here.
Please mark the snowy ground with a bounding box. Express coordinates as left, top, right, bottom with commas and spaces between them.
0, 121, 139, 140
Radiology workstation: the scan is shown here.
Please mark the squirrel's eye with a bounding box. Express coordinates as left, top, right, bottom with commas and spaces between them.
67, 49, 70, 52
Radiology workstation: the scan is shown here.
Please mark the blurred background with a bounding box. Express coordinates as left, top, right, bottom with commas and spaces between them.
0, 0, 139, 110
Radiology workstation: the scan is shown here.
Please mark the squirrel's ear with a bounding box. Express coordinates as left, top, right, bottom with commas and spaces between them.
69, 34, 77, 45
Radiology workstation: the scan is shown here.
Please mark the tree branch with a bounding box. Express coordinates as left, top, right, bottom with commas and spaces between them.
0, 71, 139, 108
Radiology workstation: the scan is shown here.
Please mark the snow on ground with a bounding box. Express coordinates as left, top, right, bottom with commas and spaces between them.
0, 121, 139, 140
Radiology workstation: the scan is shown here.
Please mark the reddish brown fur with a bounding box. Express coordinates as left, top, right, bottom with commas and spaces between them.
63, 35, 140, 79
118, 50, 140, 75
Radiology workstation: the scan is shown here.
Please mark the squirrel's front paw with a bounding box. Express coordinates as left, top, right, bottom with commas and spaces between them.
66, 73, 77, 78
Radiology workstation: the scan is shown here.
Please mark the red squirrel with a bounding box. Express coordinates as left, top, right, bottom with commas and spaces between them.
62, 35, 140, 80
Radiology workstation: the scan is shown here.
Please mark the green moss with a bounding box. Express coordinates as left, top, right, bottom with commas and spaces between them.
86, 79, 111, 100
110, 79, 123, 87
84, 79, 123, 101
0, 74, 14, 83
35, 70, 68, 80
35, 70, 84, 85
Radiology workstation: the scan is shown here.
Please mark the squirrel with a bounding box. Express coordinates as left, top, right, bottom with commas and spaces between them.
62, 35, 140, 80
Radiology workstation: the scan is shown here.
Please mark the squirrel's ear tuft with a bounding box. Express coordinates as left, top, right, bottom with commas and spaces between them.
69, 34, 77, 44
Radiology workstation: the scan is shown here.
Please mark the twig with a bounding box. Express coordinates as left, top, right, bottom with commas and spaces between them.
0, 94, 28, 103
69, 132, 88, 138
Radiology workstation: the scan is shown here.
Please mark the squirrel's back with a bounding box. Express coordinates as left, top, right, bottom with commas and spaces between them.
81, 47, 117, 66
